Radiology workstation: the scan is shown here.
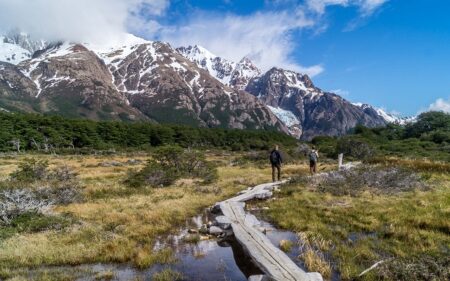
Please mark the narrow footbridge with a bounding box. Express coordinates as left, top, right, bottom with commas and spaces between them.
214, 181, 323, 281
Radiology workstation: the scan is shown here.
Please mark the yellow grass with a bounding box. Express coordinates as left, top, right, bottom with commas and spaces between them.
263, 169, 450, 280
0, 153, 277, 273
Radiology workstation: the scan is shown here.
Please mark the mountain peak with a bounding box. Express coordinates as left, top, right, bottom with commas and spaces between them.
177, 45, 218, 61
352, 103, 415, 125
3, 30, 47, 53
1, 32, 402, 140
177, 45, 262, 90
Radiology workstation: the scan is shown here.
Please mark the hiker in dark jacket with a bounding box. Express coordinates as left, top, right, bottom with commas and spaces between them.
269, 145, 283, 182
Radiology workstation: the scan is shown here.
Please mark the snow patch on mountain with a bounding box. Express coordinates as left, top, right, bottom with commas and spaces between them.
177, 45, 261, 89
177, 45, 236, 85
284, 70, 308, 91
352, 103, 415, 125
267, 106, 300, 127
3, 31, 47, 53
86, 33, 150, 65
0, 31, 49, 64
0, 36, 31, 64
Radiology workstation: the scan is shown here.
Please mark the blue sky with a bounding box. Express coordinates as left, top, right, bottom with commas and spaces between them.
1, 0, 449, 116
144, 0, 450, 116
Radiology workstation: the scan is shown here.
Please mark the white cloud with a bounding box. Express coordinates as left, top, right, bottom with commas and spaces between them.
157, 10, 324, 76
152, 0, 388, 75
0, 0, 388, 76
306, 0, 388, 15
428, 97, 450, 113
330, 89, 350, 97
0, 0, 169, 45
359, 0, 389, 15
306, 0, 349, 14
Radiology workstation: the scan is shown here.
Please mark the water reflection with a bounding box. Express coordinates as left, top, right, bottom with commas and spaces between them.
24, 209, 339, 281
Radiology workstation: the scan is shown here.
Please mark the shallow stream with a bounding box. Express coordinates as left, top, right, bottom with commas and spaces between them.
25, 209, 340, 280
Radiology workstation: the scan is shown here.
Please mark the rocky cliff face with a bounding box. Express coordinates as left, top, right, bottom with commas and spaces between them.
98, 39, 286, 130
178, 46, 388, 139
245, 68, 386, 139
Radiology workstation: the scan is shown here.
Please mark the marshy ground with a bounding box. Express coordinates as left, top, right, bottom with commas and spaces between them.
0, 152, 448, 281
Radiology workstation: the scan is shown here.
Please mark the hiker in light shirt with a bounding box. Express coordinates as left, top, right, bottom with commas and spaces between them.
309, 146, 319, 175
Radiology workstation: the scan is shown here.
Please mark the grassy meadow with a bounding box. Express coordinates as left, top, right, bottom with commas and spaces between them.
0, 151, 448, 281
0, 152, 276, 279
258, 159, 450, 280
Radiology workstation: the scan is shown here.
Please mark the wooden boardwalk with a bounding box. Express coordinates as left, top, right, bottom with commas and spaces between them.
217, 182, 323, 281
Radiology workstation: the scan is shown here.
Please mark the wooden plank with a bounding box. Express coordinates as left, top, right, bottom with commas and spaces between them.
217, 181, 323, 281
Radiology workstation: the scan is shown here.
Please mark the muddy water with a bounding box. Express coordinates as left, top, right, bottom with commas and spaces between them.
27, 209, 340, 280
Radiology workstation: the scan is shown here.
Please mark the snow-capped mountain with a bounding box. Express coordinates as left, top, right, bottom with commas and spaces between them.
176, 45, 261, 90
0, 31, 409, 139
0, 33, 286, 131
3, 31, 47, 54
176, 46, 417, 138
0, 38, 30, 64
352, 103, 415, 125
0, 32, 47, 64
246, 68, 387, 139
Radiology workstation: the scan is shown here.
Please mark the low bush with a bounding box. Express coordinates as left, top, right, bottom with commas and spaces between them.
336, 138, 374, 160
367, 157, 450, 173
0, 183, 81, 225
125, 146, 218, 188
9, 159, 49, 182
0, 212, 74, 240
377, 255, 450, 281
311, 136, 338, 158
291, 165, 427, 196
0, 160, 82, 225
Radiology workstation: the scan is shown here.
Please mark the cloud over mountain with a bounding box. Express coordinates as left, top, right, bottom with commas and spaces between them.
157, 10, 323, 76
428, 97, 450, 113
0, 0, 388, 77
0, 0, 169, 44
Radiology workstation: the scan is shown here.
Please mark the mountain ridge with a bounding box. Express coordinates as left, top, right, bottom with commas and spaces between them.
176, 47, 411, 139
0, 31, 409, 139
0, 33, 288, 133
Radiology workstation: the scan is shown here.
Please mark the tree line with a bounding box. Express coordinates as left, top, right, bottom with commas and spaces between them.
0, 112, 298, 152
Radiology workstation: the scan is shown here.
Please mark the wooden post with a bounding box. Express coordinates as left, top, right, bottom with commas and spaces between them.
338, 153, 344, 170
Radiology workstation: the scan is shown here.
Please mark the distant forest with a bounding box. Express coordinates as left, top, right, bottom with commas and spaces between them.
313, 111, 450, 161
0, 112, 298, 152
1, 111, 449, 160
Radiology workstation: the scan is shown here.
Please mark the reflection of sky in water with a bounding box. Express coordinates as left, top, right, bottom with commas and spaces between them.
27, 210, 340, 281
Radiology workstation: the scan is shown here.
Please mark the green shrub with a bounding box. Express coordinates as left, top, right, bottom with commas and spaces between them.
10, 159, 49, 182
125, 146, 218, 188
1, 212, 74, 240
311, 136, 338, 158
405, 111, 450, 138
125, 162, 179, 188
9, 212, 73, 233
336, 138, 374, 160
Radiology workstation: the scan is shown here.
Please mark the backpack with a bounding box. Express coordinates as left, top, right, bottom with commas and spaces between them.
270, 150, 280, 164
309, 151, 318, 162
